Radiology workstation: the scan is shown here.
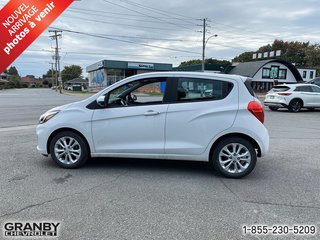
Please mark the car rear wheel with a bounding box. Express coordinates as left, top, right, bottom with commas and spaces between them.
289, 99, 302, 112
269, 106, 279, 111
211, 137, 257, 178
50, 131, 89, 168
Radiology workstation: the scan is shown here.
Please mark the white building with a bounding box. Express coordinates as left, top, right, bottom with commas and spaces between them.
228, 59, 309, 91
297, 68, 316, 82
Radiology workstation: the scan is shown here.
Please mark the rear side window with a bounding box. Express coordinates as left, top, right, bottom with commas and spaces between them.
176, 77, 233, 102
244, 78, 256, 97
269, 86, 290, 92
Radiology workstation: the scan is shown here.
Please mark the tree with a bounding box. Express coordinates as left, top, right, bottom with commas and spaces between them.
61, 65, 82, 81
7, 66, 19, 76
232, 40, 320, 74
8, 75, 22, 88
232, 51, 255, 62
43, 69, 57, 78
179, 58, 231, 67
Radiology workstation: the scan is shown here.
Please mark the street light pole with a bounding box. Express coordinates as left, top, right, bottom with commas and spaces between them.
202, 33, 218, 72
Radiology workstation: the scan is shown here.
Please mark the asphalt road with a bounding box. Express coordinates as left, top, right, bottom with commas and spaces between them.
0, 88, 320, 240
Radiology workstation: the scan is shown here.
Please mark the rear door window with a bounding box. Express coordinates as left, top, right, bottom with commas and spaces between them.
174, 77, 233, 102
294, 86, 313, 92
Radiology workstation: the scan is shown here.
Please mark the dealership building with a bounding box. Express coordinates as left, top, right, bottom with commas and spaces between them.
86, 60, 172, 89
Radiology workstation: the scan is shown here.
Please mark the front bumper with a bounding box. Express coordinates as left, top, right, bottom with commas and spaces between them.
36, 124, 50, 156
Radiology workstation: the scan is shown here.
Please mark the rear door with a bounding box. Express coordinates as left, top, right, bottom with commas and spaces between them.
165, 76, 238, 155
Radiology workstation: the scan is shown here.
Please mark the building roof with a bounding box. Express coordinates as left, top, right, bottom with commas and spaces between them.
86, 60, 172, 72
66, 78, 88, 84
228, 59, 303, 81
21, 76, 39, 84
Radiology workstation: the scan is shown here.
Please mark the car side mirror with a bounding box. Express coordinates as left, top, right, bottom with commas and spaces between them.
96, 95, 106, 107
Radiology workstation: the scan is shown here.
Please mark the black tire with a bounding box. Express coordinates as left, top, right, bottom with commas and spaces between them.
211, 137, 257, 178
269, 106, 279, 111
289, 99, 302, 112
49, 131, 89, 168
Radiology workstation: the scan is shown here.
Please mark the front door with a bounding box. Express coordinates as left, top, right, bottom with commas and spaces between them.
91, 77, 168, 154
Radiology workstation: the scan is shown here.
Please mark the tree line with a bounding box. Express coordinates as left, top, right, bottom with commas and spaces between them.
2, 65, 83, 89
180, 39, 320, 77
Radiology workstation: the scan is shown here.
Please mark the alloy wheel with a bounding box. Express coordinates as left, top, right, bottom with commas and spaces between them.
218, 143, 251, 174
54, 136, 82, 164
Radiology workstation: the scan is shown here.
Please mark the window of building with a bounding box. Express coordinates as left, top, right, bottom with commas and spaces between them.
303, 71, 307, 79
310, 71, 314, 79
270, 66, 279, 79
278, 69, 287, 79
262, 68, 270, 78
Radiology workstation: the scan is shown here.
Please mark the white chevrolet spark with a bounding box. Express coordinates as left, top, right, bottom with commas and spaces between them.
37, 72, 269, 178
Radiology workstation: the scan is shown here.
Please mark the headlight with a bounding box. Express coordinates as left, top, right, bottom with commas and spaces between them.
39, 110, 60, 124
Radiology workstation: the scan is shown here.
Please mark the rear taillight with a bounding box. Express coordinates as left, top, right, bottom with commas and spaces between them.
247, 101, 264, 124
278, 92, 292, 96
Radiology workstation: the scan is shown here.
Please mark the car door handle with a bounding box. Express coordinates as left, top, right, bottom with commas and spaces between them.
144, 110, 160, 116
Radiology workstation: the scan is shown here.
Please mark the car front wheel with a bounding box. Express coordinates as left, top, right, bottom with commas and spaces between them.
211, 137, 257, 178
49, 131, 89, 168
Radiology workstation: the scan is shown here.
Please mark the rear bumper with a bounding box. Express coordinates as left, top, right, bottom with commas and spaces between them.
264, 101, 288, 108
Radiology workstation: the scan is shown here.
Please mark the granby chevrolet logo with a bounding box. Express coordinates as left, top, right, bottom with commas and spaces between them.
3, 222, 60, 237
0, 0, 74, 73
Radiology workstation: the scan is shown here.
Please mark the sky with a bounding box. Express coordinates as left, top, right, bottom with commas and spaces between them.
1, 0, 320, 78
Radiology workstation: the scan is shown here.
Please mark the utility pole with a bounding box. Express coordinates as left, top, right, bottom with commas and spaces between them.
201, 18, 218, 72
49, 62, 55, 90
202, 18, 207, 72
49, 30, 62, 93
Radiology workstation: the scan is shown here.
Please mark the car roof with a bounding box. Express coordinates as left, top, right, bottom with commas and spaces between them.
273, 83, 320, 89
124, 71, 248, 82
277, 83, 314, 87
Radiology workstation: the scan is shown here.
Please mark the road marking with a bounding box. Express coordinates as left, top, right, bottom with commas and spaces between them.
0, 125, 36, 132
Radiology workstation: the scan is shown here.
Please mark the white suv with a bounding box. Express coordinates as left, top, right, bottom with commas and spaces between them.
264, 83, 320, 112
37, 72, 269, 178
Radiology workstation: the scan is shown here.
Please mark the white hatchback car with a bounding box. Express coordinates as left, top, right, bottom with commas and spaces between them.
264, 83, 320, 112
37, 72, 269, 178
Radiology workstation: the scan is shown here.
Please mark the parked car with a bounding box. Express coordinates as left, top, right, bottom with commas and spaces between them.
37, 72, 269, 178
306, 77, 320, 87
264, 83, 320, 112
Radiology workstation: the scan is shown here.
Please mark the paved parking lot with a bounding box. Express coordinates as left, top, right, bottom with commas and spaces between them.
0, 88, 320, 240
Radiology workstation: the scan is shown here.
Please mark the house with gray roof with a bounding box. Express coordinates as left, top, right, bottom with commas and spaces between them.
227, 59, 306, 91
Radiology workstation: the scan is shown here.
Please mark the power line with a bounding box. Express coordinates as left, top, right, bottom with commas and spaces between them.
67, 8, 197, 26
62, 15, 184, 31
49, 27, 201, 55
118, 0, 198, 23
102, 0, 196, 31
